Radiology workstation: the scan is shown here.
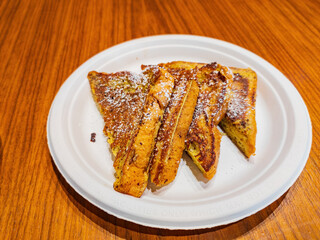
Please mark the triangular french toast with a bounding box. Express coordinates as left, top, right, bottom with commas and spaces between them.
186, 63, 233, 179
148, 65, 200, 186
88, 63, 257, 196
113, 66, 174, 197
158, 61, 233, 180
88, 71, 149, 157
219, 67, 257, 158
88, 67, 175, 197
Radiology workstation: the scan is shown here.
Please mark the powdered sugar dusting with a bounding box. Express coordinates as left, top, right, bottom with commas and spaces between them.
188, 63, 232, 130
226, 73, 249, 122
89, 71, 150, 152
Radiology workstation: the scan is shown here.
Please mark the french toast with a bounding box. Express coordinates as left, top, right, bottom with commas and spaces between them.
88, 67, 174, 197
186, 63, 233, 179
159, 61, 233, 179
113, 66, 174, 197
219, 67, 257, 158
148, 66, 199, 187
88, 71, 149, 157
88, 62, 257, 196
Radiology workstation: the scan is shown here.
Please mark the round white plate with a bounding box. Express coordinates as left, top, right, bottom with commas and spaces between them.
47, 35, 312, 229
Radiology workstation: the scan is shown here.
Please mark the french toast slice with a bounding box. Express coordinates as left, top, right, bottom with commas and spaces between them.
88, 71, 149, 157
88, 67, 174, 197
113, 66, 174, 197
160, 61, 233, 179
148, 66, 199, 187
186, 63, 233, 179
219, 67, 257, 158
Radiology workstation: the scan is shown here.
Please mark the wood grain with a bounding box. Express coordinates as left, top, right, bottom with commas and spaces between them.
1, 0, 320, 239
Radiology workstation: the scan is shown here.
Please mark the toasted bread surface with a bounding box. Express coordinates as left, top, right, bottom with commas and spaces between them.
88, 68, 174, 197
113, 66, 174, 197
149, 67, 199, 186
88, 71, 149, 157
186, 63, 233, 179
88, 64, 257, 196
158, 61, 233, 180
219, 67, 257, 158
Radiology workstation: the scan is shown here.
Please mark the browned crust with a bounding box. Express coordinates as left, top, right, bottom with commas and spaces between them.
185, 63, 233, 179
113, 67, 175, 197
156, 61, 233, 180
87, 71, 148, 157
219, 67, 257, 158
149, 68, 199, 186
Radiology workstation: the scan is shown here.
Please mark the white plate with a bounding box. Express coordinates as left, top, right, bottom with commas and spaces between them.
47, 35, 312, 229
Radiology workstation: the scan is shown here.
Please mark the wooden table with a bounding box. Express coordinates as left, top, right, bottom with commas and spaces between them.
1, 0, 319, 239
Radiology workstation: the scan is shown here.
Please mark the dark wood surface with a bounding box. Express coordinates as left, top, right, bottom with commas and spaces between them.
1, 0, 319, 239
